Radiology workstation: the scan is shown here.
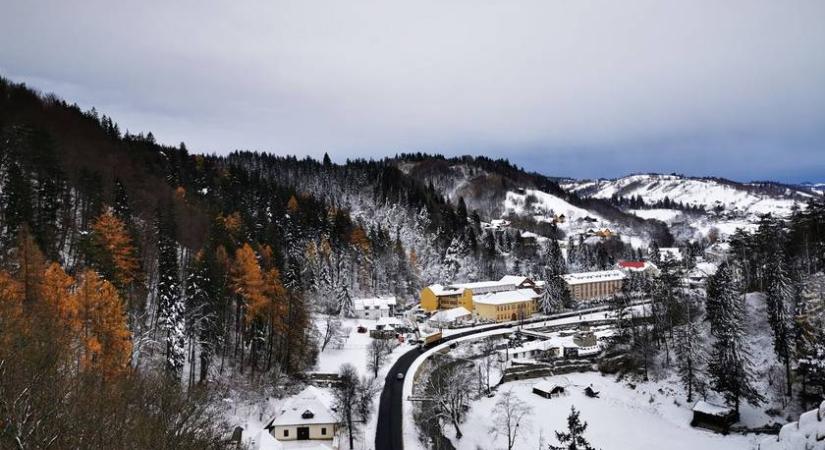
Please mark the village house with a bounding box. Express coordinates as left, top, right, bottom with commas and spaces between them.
561, 270, 625, 302
352, 296, 397, 320
265, 386, 338, 443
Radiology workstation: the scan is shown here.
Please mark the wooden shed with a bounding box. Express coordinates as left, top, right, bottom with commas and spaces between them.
533, 381, 565, 399
691, 400, 739, 433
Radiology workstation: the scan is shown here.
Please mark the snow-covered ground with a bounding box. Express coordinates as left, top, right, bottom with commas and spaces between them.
452, 372, 761, 450
311, 317, 409, 376
233, 317, 413, 450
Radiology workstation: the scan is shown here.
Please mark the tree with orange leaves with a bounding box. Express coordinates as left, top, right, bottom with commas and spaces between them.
287, 195, 299, 213
40, 262, 78, 329
231, 243, 266, 372
75, 269, 132, 377
90, 209, 141, 293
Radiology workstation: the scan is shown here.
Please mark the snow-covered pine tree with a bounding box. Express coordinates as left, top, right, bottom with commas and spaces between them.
706, 262, 763, 413
674, 318, 705, 403
539, 270, 567, 314
184, 251, 212, 387
549, 406, 596, 450
337, 275, 354, 318
764, 257, 796, 396
157, 208, 185, 380
544, 238, 567, 276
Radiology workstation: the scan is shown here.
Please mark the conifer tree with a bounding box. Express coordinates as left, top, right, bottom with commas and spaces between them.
549, 406, 597, 450
674, 319, 704, 403
75, 269, 132, 377
91, 209, 141, 294
540, 272, 568, 314
157, 208, 184, 379
764, 258, 795, 396
706, 262, 763, 413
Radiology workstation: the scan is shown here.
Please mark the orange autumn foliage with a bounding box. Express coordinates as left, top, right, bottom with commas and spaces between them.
75, 270, 132, 377
287, 195, 299, 213
41, 262, 78, 328
92, 210, 141, 290
231, 244, 267, 324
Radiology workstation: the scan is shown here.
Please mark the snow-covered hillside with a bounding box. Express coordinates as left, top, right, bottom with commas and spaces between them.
563, 174, 811, 217
504, 189, 601, 222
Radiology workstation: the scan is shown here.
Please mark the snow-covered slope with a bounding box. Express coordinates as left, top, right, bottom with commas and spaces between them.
563, 174, 811, 217
504, 189, 601, 222
760, 401, 825, 450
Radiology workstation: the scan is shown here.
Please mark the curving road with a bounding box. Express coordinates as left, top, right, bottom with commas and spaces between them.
374, 302, 648, 450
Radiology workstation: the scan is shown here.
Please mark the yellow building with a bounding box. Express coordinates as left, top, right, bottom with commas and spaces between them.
419, 284, 473, 311
472, 288, 540, 322
420, 276, 542, 322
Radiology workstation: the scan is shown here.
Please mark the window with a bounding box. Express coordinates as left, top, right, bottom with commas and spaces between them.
284, 430, 289, 437
321, 427, 327, 435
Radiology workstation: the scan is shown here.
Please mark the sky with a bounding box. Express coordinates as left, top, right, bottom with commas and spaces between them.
1, 1, 824, 183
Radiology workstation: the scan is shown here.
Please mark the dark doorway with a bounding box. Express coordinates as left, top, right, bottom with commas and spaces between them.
297, 427, 310, 440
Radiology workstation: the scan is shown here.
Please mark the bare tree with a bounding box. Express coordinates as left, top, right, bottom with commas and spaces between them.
320, 313, 344, 352
492, 390, 532, 450
477, 337, 499, 395
367, 338, 395, 378
333, 364, 359, 450
355, 376, 380, 423
424, 357, 474, 439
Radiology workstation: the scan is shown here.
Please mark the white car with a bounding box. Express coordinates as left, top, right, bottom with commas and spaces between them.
396, 372, 405, 380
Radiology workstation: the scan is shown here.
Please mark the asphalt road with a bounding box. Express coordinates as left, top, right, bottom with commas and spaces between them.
374, 301, 649, 450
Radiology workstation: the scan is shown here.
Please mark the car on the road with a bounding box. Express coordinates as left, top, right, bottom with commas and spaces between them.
396, 372, 404, 380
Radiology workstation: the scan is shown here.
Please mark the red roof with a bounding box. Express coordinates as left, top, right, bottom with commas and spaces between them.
619, 261, 646, 269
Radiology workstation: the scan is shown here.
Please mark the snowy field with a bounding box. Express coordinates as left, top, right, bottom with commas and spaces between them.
451, 372, 761, 450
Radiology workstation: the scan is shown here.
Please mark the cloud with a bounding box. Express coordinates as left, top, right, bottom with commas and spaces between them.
2, 0, 824, 181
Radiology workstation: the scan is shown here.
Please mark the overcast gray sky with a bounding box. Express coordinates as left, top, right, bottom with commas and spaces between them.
2, 1, 824, 182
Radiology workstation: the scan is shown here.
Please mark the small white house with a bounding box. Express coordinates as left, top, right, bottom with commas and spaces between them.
265, 386, 338, 442
353, 296, 397, 320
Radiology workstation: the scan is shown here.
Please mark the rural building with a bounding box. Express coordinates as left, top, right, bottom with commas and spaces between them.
419, 284, 471, 311
266, 386, 337, 442
533, 381, 565, 398
352, 296, 397, 319
420, 276, 543, 322
690, 400, 738, 433
561, 270, 625, 302
428, 306, 472, 328
420, 276, 541, 312
473, 288, 540, 322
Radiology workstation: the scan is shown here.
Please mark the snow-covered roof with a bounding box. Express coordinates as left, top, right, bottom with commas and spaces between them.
450, 280, 515, 292
692, 400, 732, 417
561, 270, 626, 286
353, 296, 396, 311
268, 386, 337, 428
426, 284, 463, 296
499, 275, 534, 287
472, 288, 540, 305
429, 307, 472, 323
533, 380, 565, 393
618, 261, 657, 272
